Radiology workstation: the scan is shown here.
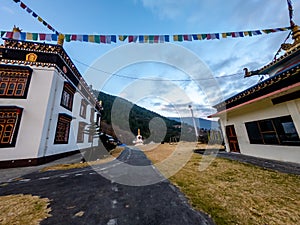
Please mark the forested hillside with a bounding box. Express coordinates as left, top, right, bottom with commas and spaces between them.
94, 91, 197, 144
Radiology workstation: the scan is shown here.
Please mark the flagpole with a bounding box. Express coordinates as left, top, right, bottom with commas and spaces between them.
287, 0, 295, 27
188, 105, 199, 140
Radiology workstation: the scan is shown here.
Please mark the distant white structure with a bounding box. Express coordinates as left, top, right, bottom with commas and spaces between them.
133, 129, 144, 146
188, 105, 199, 138
0, 38, 102, 168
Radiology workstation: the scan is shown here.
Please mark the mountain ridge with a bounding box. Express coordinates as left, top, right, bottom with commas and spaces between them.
94, 90, 218, 144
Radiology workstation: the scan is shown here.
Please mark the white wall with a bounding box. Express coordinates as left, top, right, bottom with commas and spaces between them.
1, 66, 100, 161
0, 66, 55, 161
219, 97, 300, 163
39, 69, 99, 157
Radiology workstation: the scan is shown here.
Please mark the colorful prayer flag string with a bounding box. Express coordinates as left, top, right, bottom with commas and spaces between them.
0, 26, 291, 45
12, 0, 59, 35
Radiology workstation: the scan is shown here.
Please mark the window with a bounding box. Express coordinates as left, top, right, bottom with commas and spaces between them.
60, 82, 76, 111
77, 122, 86, 143
90, 108, 95, 123
80, 99, 87, 118
0, 106, 23, 148
54, 114, 72, 144
0, 69, 32, 98
246, 115, 300, 146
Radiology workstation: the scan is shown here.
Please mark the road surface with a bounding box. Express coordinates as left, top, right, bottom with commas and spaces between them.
0, 147, 215, 225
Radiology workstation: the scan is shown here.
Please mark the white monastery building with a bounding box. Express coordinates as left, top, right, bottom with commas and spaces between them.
210, 24, 300, 163
0, 38, 102, 168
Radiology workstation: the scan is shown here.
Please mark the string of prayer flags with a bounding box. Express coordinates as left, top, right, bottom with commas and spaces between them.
0, 26, 291, 45
12, 0, 59, 34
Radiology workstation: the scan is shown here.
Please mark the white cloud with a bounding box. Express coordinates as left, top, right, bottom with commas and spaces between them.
1, 6, 14, 15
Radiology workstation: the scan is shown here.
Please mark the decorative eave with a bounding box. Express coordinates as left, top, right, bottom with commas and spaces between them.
244, 25, 300, 77
0, 64, 32, 76
213, 61, 300, 113
247, 45, 300, 77
0, 39, 101, 111
2, 38, 82, 79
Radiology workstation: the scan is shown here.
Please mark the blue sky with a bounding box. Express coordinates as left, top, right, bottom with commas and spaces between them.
1, 0, 300, 118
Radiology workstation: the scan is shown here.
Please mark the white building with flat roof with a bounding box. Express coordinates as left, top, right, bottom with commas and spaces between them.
209, 25, 300, 163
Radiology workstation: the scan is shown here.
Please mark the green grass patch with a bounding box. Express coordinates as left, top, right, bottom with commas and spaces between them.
170, 153, 300, 225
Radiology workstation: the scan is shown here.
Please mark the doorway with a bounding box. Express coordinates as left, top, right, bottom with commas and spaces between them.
225, 125, 240, 153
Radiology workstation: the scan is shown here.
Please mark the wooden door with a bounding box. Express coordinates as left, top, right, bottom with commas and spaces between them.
225, 125, 240, 153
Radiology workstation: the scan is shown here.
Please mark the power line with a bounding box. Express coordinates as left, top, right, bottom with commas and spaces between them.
73, 58, 244, 81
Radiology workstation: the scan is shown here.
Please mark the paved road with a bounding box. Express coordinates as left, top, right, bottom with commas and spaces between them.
0, 147, 215, 225
194, 149, 300, 175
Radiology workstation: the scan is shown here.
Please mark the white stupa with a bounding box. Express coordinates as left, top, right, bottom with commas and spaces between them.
133, 129, 144, 146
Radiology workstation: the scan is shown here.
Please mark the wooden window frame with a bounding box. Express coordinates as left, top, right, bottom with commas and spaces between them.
90, 108, 95, 123
80, 99, 87, 119
77, 122, 86, 143
0, 71, 32, 99
0, 106, 23, 148
245, 115, 300, 146
54, 113, 72, 144
60, 82, 76, 111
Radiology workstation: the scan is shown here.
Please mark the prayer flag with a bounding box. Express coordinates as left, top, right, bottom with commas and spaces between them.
39, 33, 46, 40
149, 35, 154, 43
20, 32, 26, 40
65, 34, 71, 42
139, 35, 144, 43
164, 35, 170, 42
100, 35, 106, 43
111, 35, 117, 43
154, 35, 159, 43
252, 30, 262, 35
71, 35, 77, 41
94, 35, 100, 43
38, 17, 43, 22
192, 34, 199, 40
106, 35, 111, 44
201, 34, 207, 40
32, 33, 38, 40
88, 35, 95, 42
128, 35, 137, 42
13, 0, 20, 3
52, 34, 58, 41
1, 31, 6, 37
119, 35, 127, 41
26, 33, 33, 41
83, 35, 88, 42
12, 32, 20, 40
20, 2, 26, 9
32, 12, 38, 18
144, 35, 149, 43
184, 35, 192, 41
47, 24, 53, 31
26, 7, 32, 13
76, 35, 83, 41
45, 34, 52, 41
5, 32, 13, 39
159, 35, 165, 43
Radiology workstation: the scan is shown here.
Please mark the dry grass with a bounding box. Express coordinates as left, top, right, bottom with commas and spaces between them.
139, 143, 177, 164
0, 194, 51, 225
41, 147, 125, 172
144, 143, 300, 225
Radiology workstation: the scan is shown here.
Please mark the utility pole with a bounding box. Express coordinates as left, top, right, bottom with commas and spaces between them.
188, 105, 199, 139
